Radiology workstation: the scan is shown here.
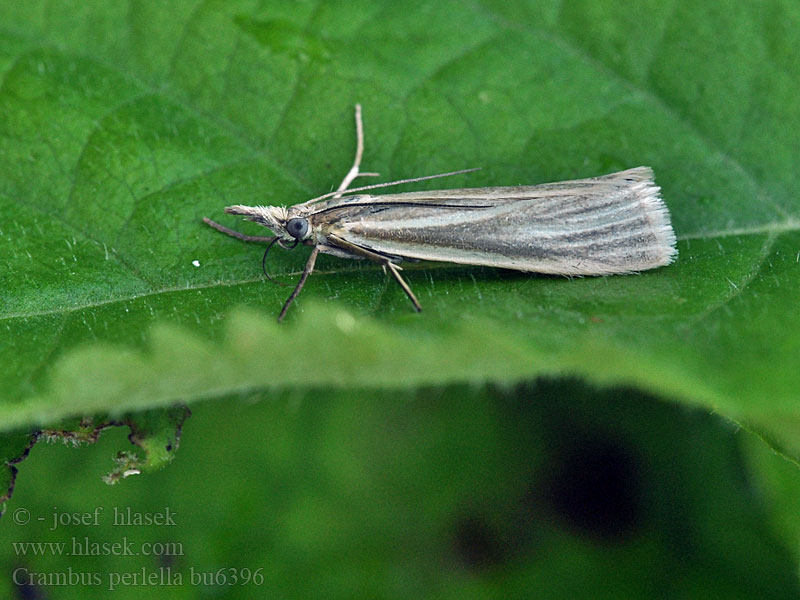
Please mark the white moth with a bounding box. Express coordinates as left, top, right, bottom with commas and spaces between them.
205, 105, 677, 321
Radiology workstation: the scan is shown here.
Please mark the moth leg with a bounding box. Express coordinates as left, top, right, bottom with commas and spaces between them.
278, 246, 320, 322
334, 104, 380, 197
327, 233, 423, 313
203, 217, 276, 244
384, 261, 422, 312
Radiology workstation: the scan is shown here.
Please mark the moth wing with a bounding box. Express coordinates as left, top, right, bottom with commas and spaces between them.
313, 168, 677, 275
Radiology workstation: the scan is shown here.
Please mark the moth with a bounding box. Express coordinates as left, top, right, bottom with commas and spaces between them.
204, 105, 677, 321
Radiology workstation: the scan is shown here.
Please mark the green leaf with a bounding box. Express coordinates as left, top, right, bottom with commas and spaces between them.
0, 430, 35, 514
2, 383, 799, 599
98, 406, 190, 484
1, 408, 188, 513
1, 0, 799, 455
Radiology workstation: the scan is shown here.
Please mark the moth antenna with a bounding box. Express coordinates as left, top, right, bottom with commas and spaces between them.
305, 167, 482, 204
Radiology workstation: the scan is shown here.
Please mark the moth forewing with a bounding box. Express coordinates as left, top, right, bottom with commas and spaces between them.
311, 167, 677, 276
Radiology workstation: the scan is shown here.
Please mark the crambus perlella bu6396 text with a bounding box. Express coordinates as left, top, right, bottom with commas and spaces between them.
204, 105, 677, 321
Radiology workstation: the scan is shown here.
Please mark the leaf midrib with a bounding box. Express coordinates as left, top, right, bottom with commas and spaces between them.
2, 221, 797, 324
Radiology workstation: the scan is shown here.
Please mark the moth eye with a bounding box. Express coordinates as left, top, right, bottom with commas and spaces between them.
286, 217, 309, 239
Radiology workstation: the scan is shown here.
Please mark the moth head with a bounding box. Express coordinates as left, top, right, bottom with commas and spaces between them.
224, 204, 310, 242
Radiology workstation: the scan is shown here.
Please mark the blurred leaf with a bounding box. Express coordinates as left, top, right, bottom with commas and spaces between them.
1, 0, 799, 454
2, 382, 799, 599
